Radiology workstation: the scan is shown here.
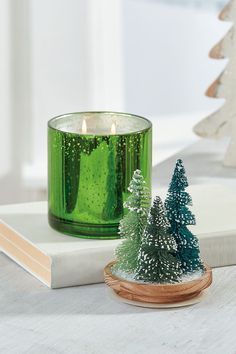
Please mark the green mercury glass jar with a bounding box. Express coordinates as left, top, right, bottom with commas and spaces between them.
48, 112, 152, 239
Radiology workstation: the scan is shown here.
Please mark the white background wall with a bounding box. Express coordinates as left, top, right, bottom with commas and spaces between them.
123, 1, 227, 116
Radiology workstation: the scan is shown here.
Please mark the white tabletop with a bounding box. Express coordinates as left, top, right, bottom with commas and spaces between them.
153, 138, 236, 189
1, 138, 236, 353
0, 252, 236, 354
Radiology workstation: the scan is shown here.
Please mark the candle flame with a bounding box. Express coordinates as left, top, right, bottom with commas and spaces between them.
110, 122, 116, 135
82, 119, 87, 134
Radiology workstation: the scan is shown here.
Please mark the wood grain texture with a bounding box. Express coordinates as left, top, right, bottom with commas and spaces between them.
205, 78, 220, 98
219, 0, 233, 21
109, 288, 205, 308
208, 27, 235, 60
104, 262, 212, 304
209, 42, 224, 59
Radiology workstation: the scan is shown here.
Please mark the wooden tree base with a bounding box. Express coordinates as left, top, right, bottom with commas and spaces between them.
104, 261, 212, 305
109, 288, 206, 308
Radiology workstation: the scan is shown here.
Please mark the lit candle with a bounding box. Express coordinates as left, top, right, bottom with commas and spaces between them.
48, 112, 152, 239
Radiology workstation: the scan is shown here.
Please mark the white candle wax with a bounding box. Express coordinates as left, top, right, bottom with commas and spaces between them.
49, 112, 151, 136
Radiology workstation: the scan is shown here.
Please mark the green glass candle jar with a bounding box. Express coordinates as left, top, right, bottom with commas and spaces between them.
48, 112, 152, 239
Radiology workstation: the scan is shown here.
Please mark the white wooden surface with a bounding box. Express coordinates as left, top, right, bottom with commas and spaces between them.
0, 252, 236, 354
1, 137, 236, 353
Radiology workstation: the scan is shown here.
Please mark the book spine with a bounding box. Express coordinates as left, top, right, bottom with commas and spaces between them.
199, 231, 236, 268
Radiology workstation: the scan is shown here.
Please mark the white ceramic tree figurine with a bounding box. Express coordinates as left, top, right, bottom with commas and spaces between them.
194, 0, 236, 167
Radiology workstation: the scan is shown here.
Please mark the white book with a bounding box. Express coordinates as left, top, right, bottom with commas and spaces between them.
0, 184, 236, 288
0, 202, 119, 288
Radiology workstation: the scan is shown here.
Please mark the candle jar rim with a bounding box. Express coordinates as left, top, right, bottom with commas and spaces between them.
48, 111, 152, 136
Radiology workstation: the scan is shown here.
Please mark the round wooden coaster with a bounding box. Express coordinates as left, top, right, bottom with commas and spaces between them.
108, 288, 207, 309
104, 261, 212, 304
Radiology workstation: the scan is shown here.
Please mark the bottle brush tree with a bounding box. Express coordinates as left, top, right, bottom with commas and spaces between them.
113, 169, 151, 274
165, 159, 204, 274
136, 196, 182, 283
